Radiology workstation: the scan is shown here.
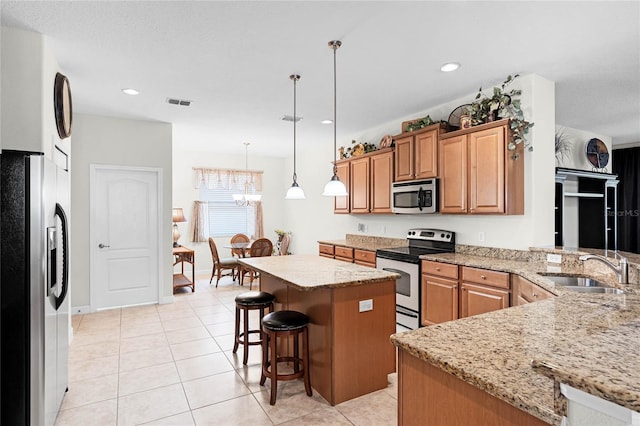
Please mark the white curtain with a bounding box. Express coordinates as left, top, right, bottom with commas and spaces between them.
190, 201, 209, 242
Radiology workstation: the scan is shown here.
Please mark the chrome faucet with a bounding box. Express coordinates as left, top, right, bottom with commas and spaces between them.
578, 254, 628, 284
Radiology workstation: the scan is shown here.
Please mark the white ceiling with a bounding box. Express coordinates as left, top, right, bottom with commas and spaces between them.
2, 1, 639, 157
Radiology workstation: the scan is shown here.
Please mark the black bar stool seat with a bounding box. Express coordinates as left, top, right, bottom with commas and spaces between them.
260, 310, 312, 405
233, 291, 275, 365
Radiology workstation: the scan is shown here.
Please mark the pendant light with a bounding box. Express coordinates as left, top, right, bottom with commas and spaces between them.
232, 142, 262, 206
285, 74, 305, 199
322, 40, 348, 197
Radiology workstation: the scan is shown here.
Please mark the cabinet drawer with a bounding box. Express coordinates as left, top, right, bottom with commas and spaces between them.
513, 275, 553, 305
462, 266, 509, 289
354, 249, 376, 265
319, 244, 335, 256
422, 260, 458, 280
334, 246, 354, 260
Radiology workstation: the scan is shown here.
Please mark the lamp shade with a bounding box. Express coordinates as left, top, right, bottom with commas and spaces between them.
285, 183, 305, 200
322, 174, 348, 196
172, 208, 187, 223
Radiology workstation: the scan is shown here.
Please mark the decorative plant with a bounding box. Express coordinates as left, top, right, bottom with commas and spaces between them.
405, 115, 435, 132
555, 129, 572, 164
465, 74, 534, 154
274, 229, 289, 239
339, 139, 378, 159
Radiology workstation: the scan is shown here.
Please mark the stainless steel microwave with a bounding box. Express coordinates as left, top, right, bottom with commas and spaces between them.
391, 179, 438, 214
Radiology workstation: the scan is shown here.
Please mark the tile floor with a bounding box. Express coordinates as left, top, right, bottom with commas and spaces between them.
57, 275, 398, 425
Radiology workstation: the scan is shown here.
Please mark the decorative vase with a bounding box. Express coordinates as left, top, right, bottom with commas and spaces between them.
460, 115, 472, 129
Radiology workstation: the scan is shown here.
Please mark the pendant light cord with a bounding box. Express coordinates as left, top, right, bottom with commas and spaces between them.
293, 75, 298, 182
332, 42, 338, 175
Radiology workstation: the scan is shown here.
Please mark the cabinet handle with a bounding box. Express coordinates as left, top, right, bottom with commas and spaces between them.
481, 275, 487, 280
435, 267, 441, 271
532, 292, 538, 298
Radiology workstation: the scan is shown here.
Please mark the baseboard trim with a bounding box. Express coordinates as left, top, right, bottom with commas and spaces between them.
71, 305, 91, 315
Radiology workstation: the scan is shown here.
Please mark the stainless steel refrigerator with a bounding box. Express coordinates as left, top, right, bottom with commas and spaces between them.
1, 149, 70, 425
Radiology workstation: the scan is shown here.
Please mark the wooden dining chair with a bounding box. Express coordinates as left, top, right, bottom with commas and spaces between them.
230, 233, 250, 258
278, 234, 290, 256
240, 238, 273, 289
209, 237, 238, 287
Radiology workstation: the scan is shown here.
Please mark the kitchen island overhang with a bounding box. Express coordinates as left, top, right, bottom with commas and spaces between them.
239, 254, 400, 405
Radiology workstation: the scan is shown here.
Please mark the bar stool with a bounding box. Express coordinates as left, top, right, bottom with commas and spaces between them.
260, 310, 312, 405
233, 291, 275, 365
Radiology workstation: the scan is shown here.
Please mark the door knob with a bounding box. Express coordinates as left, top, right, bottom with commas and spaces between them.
98, 243, 110, 249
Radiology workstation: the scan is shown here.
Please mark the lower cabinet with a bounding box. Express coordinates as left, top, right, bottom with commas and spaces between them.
318, 244, 376, 267
422, 261, 511, 325
459, 266, 510, 319
512, 275, 554, 306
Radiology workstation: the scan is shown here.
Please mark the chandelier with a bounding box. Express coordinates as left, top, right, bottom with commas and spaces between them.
232, 142, 262, 206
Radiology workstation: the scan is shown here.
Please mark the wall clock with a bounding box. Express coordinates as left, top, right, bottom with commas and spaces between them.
54, 72, 73, 139
585, 138, 609, 169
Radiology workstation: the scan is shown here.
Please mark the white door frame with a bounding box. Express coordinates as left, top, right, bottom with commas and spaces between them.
89, 164, 164, 312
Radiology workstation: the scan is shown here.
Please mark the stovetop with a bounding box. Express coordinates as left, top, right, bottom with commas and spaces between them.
376, 228, 455, 263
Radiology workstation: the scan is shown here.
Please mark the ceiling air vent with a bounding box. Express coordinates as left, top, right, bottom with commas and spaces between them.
166, 98, 192, 106
281, 115, 302, 122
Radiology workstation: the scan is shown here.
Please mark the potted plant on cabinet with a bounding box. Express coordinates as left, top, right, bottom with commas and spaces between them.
465, 74, 534, 155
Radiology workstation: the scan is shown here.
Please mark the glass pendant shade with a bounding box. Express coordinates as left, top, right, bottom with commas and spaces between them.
322, 173, 348, 196
323, 40, 348, 197
286, 181, 305, 199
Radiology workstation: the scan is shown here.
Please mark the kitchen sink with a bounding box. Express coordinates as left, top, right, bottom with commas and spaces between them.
540, 275, 625, 294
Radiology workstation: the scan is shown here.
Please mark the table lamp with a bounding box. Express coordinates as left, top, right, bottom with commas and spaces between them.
172, 207, 187, 247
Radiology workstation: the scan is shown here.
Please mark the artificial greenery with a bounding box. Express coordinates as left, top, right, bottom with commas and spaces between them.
465, 74, 534, 153
405, 115, 435, 132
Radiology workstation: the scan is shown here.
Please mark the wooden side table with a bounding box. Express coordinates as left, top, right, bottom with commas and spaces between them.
173, 246, 195, 292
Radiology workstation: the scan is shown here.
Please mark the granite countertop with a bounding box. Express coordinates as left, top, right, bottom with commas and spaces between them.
238, 254, 399, 290
318, 234, 407, 252
391, 251, 640, 425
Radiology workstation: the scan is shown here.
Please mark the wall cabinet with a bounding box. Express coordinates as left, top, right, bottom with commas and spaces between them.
333, 161, 350, 214
422, 261, 511, 325
439, 119, 524, 215
393, 123, 446, 182
333, 148, 394, 214
511, 275, 554, 306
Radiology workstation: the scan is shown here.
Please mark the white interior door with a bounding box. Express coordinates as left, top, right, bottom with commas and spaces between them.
91, 165, 161, 310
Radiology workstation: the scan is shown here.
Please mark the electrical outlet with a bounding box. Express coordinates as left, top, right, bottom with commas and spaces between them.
547, 253, 562, 264
357, 223, 367, 232
381, 225, 386, 234
359, 299, 373, 312
478, 232, 485, 242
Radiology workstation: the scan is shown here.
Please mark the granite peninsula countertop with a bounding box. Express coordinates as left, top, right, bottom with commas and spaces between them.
318, 234, 407, 252
391, 251, 640, 425
238, 254, 399, 290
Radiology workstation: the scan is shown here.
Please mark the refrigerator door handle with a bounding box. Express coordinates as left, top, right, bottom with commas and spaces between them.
54, 203, 69, 310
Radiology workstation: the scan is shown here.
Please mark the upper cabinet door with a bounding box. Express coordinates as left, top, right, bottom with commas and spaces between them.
350, 156, 370, 213
394, 135, 414, 181
414, 129, 438, 179
334, 161, 350, 214
370, 150, 394, 213
468, 126, 505, 214
439, 135, 467, 214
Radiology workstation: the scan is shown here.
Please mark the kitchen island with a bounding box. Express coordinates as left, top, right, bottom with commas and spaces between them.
391, 250, 640, 425
238, 254, 399, 405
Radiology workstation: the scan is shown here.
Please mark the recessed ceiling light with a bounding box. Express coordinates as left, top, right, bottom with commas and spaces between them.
122, 88, 139, 95
440, 62, 460, 72
321, 119, 333, 124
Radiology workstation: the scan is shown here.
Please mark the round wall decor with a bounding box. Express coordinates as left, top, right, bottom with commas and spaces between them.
585, 138, 609, 169
54, 72, 73, 139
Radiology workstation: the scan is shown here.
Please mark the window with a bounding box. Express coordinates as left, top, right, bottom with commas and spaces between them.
199, 185, 256, 237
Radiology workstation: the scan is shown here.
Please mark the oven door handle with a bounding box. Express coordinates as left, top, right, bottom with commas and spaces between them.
382, 267, 406, 276
396, 306, 418, 318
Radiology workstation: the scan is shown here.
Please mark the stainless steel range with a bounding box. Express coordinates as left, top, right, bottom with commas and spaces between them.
376, 228, 455, 331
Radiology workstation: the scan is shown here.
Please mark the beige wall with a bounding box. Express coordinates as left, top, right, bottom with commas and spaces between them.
70, 114, 173, 310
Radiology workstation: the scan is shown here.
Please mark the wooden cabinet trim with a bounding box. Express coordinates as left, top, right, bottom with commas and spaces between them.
460, 282, 509, 318
512, 274, 554, 306
354, 249, 376, 264
334, 246, 354, 260
370, 150, 394, 213
318, 243, 335, 256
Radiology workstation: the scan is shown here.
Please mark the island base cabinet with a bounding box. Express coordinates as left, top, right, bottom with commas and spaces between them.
398, 349, 549, 425
260, 274, 396, 406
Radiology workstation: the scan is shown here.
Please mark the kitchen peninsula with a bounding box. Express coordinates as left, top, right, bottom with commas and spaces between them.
392, 250, 640, 425
238, 254, 399, 405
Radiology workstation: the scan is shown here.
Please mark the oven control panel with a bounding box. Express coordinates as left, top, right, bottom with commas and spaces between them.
407, 228, 454, 243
